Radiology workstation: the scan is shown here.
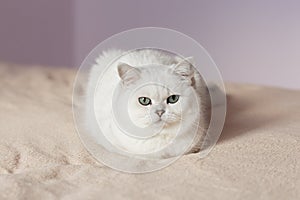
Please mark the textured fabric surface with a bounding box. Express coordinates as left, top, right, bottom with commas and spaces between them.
0, 62, 299, 200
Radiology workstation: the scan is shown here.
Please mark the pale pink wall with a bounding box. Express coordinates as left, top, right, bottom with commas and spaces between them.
0, 0, 74, 67
74, 0, 300, 89
0, 1, 299, 89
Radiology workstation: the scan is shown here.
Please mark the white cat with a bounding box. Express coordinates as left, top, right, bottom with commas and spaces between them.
85, 49, 210, 159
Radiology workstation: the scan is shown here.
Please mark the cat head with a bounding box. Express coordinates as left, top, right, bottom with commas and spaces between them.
117, 58, 199, 128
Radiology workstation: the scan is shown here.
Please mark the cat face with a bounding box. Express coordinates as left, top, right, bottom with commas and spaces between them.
128, 84, 182, 127
117, 59, 199, 129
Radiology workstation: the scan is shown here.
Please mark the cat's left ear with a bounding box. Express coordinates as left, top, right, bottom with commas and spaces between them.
172, 57, 195, 83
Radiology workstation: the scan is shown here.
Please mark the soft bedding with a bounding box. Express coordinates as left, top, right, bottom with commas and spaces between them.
0, 62, 299, 200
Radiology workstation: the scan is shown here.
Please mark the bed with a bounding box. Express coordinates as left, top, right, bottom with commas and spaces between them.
0, 62, 299, 200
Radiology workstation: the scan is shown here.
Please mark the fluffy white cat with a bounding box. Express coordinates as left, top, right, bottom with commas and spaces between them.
85, 49, 210, 159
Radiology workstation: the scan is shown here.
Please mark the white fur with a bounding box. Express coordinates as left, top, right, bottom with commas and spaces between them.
85, 49, 210, 159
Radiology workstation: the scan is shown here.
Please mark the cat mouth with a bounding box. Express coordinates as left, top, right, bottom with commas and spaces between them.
153, 118, 169, 126
155, 118, 163, 123
151, 118, 163, 124
151, 116, 170, 126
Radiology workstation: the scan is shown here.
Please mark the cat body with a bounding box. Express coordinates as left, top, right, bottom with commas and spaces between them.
85, 49, 210, 159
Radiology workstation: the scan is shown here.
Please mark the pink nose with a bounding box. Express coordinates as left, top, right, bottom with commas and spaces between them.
156, 110, 165, 117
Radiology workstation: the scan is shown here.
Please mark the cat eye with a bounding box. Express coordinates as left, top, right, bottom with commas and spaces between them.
138, 97, 152, 106
167, 95, 180, 104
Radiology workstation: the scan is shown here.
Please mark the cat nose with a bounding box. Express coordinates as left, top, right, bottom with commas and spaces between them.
155, 109, 165, 117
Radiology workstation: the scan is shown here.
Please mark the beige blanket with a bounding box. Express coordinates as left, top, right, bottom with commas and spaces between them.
0, 62, 299, 200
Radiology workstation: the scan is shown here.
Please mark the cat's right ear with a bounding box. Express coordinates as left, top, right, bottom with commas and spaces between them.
117, 62, 141, 86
